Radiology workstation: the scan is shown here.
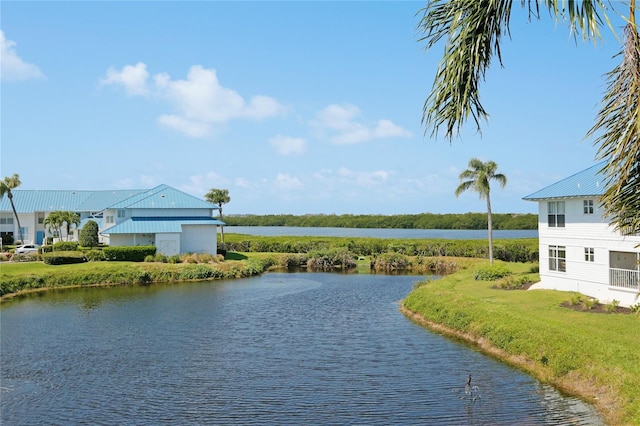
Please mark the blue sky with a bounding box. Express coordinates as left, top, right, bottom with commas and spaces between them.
1, 1, 627, 215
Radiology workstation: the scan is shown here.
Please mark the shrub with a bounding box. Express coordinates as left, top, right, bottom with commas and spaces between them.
1, 233, 14, 245
43, 251, 87, 265
79, 220, 99, 247
583, 298, 599, 310
12, 252, 39, 262
373, 252, 409, 271
102, 246, 156, 262
167, 254, 182, 264
144, 255, 155, 262
53, 241, 79, 251
606, 300, 620, 313
496, 275, 531, 289
85, 249, 105, 262
473, 264, 512, 281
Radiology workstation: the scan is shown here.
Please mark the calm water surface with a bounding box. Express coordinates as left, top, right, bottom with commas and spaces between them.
1, 273, 600, 425
225, 226, 538, 239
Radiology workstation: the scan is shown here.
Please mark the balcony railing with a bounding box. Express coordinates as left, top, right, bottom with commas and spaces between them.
609, 268, 640, 290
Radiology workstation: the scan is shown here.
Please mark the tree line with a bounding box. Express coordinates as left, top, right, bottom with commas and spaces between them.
223, 212, 537, 230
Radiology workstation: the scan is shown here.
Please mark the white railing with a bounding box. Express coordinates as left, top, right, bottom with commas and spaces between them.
609, 268, 640, 290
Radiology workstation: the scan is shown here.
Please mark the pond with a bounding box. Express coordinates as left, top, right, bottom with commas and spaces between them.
1, 273, 601, 425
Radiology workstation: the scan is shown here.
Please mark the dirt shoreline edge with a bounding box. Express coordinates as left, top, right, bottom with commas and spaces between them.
399, 305, 622, 425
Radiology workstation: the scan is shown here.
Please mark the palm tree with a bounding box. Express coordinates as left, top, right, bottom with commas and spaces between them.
418, 0, 639, 235
0, 174, 24, 244
205, 188, 231, 248
455, 158, 507, 265
61, 211, 81, 241
44, 211, 64, 243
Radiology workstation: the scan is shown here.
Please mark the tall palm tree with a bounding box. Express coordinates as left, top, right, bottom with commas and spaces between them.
205, 188, 231, 248
455, 158, 507, 265
0, 174, 24, 244
418, 0, 639, 235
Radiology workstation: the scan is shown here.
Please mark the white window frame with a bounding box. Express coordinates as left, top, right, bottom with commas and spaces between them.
548, 201, 565, 228
549, 245, 566, 272
106, 215, 114, 224
583, 199, 594, 214
117, 210, 126, 218
584, 247, 594, 262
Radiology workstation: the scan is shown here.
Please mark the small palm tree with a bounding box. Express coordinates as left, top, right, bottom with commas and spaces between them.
0, 174, 24, 244
61, 211, 81, 241
44, 211, 64, 243
455, 158, 507, 265
205, 188, 231, 248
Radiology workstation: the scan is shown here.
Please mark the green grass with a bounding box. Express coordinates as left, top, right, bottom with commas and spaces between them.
402, 259, 640, 425
0, 253, 274, 298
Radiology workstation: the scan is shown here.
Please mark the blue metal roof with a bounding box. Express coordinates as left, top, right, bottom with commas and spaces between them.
107, 185, 218, 210
523, 162, 607, 201
101, 216, 225, 235
0, 190, 94, 213
76, 190, 146, 211
0, 186, 216, 213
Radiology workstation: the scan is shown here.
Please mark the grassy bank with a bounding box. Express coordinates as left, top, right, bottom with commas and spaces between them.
0, 255, 274, 299
402, 259, 640, 425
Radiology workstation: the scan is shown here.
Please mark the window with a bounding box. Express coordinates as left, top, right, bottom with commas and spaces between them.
117, 210, 126, 218
584, 247, 594, 262
0, 217, 13, 225
583, 199, 594, 214
37, 213, 45, 224
549, 245, 566, 272
548, 201, 565, 227
106, 215, 114, 224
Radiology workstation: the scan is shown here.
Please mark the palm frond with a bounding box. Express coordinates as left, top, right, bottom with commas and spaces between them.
418, 0, 513, 140
587, 21, 640, 235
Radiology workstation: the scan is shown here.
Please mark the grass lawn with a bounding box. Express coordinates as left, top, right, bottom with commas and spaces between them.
402, 259, 640, 425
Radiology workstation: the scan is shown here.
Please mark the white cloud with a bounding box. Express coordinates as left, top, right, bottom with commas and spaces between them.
0, 30, 45, 82
177, 171, 230, 198
269, 134, 307, 155
274, 173, 304, 191
313, 103, 412, 144
336, 167, 390, 187
102, 63, 286, 138
235, 177, 251, 188
158, 114, 212, 138
101, 62, 149, 95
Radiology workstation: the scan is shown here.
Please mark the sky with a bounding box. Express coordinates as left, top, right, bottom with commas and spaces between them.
0, 1, 629, 215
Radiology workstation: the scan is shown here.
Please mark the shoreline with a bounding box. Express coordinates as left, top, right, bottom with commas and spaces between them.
399, 307, 620, 425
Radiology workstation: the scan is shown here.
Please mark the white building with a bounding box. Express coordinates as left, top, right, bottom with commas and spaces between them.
524, 163, 640, 307
0, 185, 224, 256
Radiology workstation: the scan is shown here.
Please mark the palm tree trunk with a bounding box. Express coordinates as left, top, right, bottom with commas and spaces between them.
8, 193, 24, 244
486, 195, 494, 265
219, 207, 225, 249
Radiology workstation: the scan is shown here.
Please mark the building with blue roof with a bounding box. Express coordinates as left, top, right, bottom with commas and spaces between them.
523, 163, 639, 308
0, 185, 223, 256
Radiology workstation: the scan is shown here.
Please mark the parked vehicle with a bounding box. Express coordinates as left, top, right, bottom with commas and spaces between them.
15, 244, 40, 254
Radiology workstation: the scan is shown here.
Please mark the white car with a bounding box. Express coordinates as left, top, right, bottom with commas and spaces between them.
15, 244, 40, 254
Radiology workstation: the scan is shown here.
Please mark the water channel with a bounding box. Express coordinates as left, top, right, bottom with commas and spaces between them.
1, 273, 602, 425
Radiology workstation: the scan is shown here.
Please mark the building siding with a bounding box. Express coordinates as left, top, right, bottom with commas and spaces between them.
535, 197, 640, 307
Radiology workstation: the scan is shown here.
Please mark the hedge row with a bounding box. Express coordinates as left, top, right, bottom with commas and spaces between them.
102, 246, 157, 262
42, 251, 87, 265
